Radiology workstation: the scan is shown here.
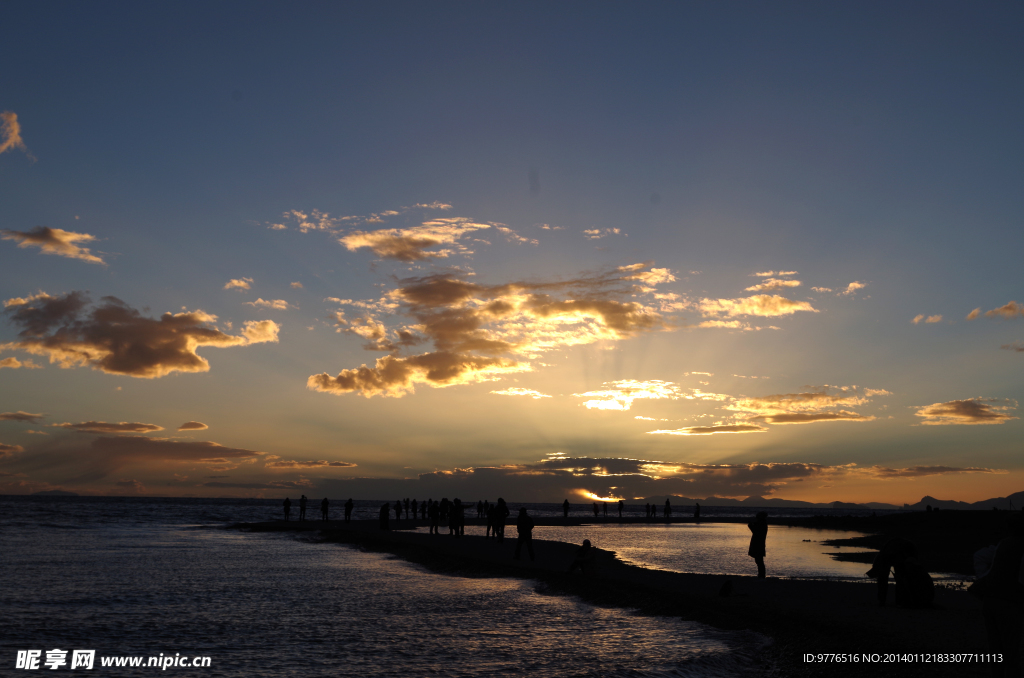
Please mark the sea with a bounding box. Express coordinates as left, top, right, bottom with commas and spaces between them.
0, 496, 891, 677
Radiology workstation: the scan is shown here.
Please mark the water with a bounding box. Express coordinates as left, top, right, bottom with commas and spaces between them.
0, 496, 769, 677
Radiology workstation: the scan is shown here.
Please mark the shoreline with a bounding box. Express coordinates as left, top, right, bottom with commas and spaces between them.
230, 516, 995, 677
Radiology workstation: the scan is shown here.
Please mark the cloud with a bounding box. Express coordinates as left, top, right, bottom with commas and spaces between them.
912, 315, 943, 324
202, 480, 315, 489
177, 421, 208, 431
914, 398, 1018, 426
983, 301, 1024, 319
574, 380, 683, 411
224, 278, 253, 290
811, 287, 833, 293
840, 281, 867, 296
647, 424, 768, 435
699, 294, 817, 318
725, 386, 886, 425
2, 292, 279, 378
0, 411, 45, 422
290, 282, 303, 289
752, 271, 797, 277
245, 298, 292, 310
745, 278, 801, 292
264, 459, 357, 469
583, 228, 623, 240
0, 443, 25, 457
490, 388, 552, 399
309, 265, 675, 398
53, 421, 164, 434
0, 111, 28, 155
339, 218, 492, 261
967, 308, 982, 320
1, 227, 105, 264
114, 479, 146, 494
1001, 342, 1024, 353
0, 356, 42, 369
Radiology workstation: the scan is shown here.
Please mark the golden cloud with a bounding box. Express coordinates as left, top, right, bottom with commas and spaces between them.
840, 281, 867, 296
911, 314, 943, 324
177, 421, 209, 431
2, 292, 279, 378
914, 398, 1018, 426
490, 388, 552, 399
984, 301, 1024, 319
245, 298, 292, 310
53, 421, 165, 434
0, 111, 28, 155
699, 294, 817, 318
726, 386, 886, 425
1, 227, 105, 264
310, 265, 676, 398
0, 356, 42, 369
0, 442, 25, 456
339, 218, 491, 261
647, 424, 768, 435
224, 278, 253, 290
745, 278, 801, 292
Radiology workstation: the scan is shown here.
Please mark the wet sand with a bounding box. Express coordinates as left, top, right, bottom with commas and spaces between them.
233, 515, 1001, 677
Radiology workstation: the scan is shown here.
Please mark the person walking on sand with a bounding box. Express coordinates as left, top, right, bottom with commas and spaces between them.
563, 499, 570, 519
344, 498, 353, 522
513, 507, 535, 561
321, 497, 329, 522
748, 511, 768, 578
283, 497, 291, 521
379, 502, 390, 531
299, 495, 308, 521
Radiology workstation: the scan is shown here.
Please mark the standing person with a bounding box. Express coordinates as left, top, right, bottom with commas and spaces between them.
694, 503, 701, 522
562, 499, 570, 519
513, 507, 535, 561
748, 511, 768, 578
283, 497, 291, 521
645, 503, 650, 519
344, 498, 354, 522
379, 503, 390, 531
494, 498, 510, 542
321, 497, 329, 522
618, 500, 623, 519
428, 500, 440, 535
411, 499, 418, 521
394, 500, 402, 526
422, 499, 429, 520
449, 499, 462, 537
592, 502, 599, 518
299, 495, 308, 521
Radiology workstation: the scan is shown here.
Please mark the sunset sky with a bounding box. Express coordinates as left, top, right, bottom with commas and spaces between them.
1, 2, 1021, 504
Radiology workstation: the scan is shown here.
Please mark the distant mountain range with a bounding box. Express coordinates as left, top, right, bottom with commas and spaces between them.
30, 490, 79, 497
640, 491, 1024, 511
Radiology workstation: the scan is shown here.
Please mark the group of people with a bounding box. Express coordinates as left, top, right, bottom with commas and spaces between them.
282, 496, 354, 523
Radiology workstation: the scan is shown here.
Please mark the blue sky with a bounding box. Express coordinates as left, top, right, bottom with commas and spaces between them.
1, 2, 1021, 503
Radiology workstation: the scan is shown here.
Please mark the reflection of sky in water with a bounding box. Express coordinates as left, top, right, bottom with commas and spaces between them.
430, 523, 877, 580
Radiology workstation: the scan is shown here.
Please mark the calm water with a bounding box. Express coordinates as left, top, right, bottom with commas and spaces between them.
0, 496, 769, 677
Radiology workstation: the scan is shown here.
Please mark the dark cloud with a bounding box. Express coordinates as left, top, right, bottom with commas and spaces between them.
915, 398, 1018, 425
0, 443, 25, 457
54, 421, 164, 434
203, 480, 314, 489
868, 465, 1004, 478
0, 411, 45, 423
2, 292, 279, 378
265, 459, 358, 469
1000, 342, 1024, 353
0, 226, 105, 264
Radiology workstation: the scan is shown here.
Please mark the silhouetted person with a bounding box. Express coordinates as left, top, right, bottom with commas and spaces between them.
450, 498, 463, 537
748, 511, 768, 578
283, 497, 291, 521
428, 500, 440, 534
395, 500, 402, 524
645, 503, 651, 519
568, 539, 595, 573
694, 503, 701, 522
976, 520, 1024, 677
404, 498, 410, 516
485, 503, 495, 538
344, 498, 353, 522
494, 498, 510, 542
563, 499, 570, 519
513, 507, 535, 561
379, 503, 390, 530
321, 497, 329, 522
592, 502, 599, 518
299, 494, 308, 521
618, 500, 623, 518
421, 499, 428, 520
603, 502, 608, 518
411, 499, 418, 519
866, 537, 933, 607
664, 498, 672, 521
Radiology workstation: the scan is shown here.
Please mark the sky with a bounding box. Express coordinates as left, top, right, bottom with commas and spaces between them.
1, 1, 1021, 505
